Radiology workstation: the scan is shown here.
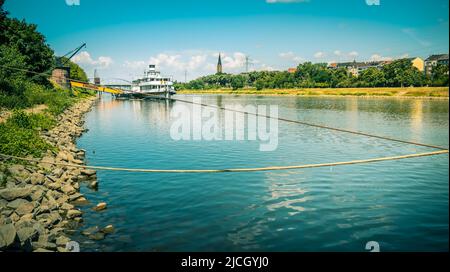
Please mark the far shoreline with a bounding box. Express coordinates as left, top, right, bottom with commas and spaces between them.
177, 87, 449, 100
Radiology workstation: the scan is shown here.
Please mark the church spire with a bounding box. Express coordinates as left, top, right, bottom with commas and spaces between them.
217, 53, 223, 74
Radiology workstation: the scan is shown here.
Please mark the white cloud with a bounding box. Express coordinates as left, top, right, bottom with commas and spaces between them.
369, 54, 393, 62
72, 51, 113, 69
314, 51, 325, 58
222, 52, 246, 69
279, 51, 303, 62
333, 50, 342, 56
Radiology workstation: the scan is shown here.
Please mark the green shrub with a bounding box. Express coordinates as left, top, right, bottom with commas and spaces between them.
0, 123, 53, 157
8, 110, 32, 128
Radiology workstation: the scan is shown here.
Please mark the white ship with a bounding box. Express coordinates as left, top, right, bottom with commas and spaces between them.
131, 64, 175, 96
109, 64, 176, 98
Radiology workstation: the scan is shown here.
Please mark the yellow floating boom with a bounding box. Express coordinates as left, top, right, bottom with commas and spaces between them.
70, 80, 125, 95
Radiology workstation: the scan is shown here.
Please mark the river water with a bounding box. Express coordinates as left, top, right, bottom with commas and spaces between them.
74, 94, 449, 252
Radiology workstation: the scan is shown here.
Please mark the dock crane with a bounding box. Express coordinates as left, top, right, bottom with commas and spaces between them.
56, 43, 86, 67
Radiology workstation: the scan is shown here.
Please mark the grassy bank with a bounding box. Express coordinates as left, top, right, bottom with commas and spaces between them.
177, 86, 449, 98
0, 86, 95, 160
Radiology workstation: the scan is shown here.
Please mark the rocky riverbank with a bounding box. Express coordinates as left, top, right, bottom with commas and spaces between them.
0, 96, 111, 252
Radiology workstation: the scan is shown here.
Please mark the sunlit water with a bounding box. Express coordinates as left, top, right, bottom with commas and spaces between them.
74, 94, 449, 252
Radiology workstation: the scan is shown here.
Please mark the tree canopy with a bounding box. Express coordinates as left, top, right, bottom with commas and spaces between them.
175, 59, 447, 90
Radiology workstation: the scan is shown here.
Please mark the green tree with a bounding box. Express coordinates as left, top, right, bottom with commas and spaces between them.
255, 79, 265, 90
231, 75, 245, 90
382, 59, 425, 87
430, 63, 449, 86
1, 8, 54, 84
359, 67, 386, 87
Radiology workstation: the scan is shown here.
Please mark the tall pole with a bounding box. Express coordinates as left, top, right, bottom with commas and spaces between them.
245, 56, 249, 73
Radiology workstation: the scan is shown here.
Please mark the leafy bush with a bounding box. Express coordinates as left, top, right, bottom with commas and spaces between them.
8, 110, 32, 128
0, 123, 53, 157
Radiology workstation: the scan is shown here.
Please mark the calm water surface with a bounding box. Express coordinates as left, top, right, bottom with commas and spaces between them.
75, 94, 449, 252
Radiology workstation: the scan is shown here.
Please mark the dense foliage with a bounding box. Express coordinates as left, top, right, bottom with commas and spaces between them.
176, 59, 448, 90
0, 111, 55, 157
0, 2, 90, 158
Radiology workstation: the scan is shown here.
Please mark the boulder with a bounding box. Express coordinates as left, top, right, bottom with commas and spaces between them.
33, 248, 54, 252
15, 201, 35, 215
7, 198, 29, 209
30, 173, 45, 185
60, 203, 74, 211
0, 186, 32, 201
8, 165, 25, 176
70, 196, 89, 206
55, 236, 70, 247
88, 232, 105, 241
40, 156, 55, 171
30, 189, 45, 202
61, 184, 76, 195
47, 182, 61, 190
0, 223, 17, 249
81, 169, 96, 176
92, 202, 107, 212
16, 227, 38, 244
101, 225, 115, 234
52, 168, 64, 179
88, 180, 98, 190
81, 226, 99, 236
66, 209, 82, 219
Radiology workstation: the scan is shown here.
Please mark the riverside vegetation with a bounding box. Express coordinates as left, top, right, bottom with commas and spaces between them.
1, 3, 113, 251
175, 59, 449, 94
178, 86, 449, 98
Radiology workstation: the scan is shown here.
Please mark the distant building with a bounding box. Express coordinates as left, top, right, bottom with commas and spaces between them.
410, 57, 424, 72
327, 57, 424, 77
328, 60, 382, 77
425, 54, 449, 75
287, 67, 297, 73
217, 53, 223, 74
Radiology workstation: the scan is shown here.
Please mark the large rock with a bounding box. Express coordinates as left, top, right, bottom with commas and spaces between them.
61, 184, 76, 195
81, 226, 99, 236
101, 225, 115, 234
30, 189, 45, 202
88, 180, 98, 190
0, 223, 17, 249
92, 202, 107, 212
81, 169, 96, 176
33, 248, 54, 252
0, 186, 32, 201
16, 227, 38, 244
15, 201, 35, 215
89, 232, 105, 241
47, 182, 61, 190
51, 168, 64, 179
30, 173, 45, 185
8, 165, 25, 176
40, 156, 55, 171
7, 198, 29, 209
55, 236, 70, 247
66, 209, 82, 219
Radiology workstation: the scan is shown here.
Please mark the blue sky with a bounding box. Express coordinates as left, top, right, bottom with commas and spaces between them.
4, 0, 449, 82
